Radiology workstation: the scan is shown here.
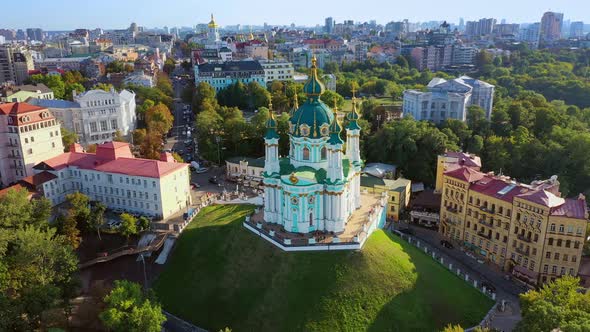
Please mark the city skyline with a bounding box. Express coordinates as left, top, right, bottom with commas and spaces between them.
1, 0, 588, 30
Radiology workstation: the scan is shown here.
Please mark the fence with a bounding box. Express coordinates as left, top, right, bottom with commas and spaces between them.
392, 229, 499, 330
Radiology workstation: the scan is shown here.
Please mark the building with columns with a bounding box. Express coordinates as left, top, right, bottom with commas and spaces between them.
262, 58, 362, 234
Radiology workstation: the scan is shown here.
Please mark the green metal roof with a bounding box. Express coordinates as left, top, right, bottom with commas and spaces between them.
289, 98, 334, 138
360, 175, 411, 191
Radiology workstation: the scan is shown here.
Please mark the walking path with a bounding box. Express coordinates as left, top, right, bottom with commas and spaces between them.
391, 222, 523, 331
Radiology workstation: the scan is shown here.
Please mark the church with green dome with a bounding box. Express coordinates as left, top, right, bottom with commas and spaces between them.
262, 57, 362, 234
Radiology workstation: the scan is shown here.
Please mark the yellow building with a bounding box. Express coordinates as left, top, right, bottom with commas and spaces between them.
440, 166, 588, 287
361, 175, 411, 221
435, 151, 481, 193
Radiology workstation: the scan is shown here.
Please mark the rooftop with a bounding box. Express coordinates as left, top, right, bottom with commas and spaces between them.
444, 166, 485, 183
35, 142, 187, 179
198, 60, 263, 73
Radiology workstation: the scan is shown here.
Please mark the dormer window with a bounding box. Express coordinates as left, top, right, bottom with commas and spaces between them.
320, 124, 329, 136
300, 124, 310, 137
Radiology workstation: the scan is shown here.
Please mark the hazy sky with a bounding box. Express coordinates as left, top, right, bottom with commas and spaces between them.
3, 0, 589, 30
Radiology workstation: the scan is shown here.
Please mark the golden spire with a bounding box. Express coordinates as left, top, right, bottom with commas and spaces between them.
293, 93, 299, 109
208, 13, 218, 28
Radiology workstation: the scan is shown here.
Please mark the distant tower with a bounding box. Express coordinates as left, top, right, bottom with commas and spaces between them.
208, 13, 220, 43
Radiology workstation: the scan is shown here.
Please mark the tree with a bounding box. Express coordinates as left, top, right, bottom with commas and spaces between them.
171, 152, 184, 163
517, 276, 590, 332
0, 188, 52, 229
59, 214, 81, 249
320, 90, 345, 109
137, 216, 151, 232
61, 127, 78, 151
65, 82, 85, 101
113, 129, 127, 142
146, 103, 174, 135
66, 192, 90, 227
89, 203, 106, 241
86, 144, 97, 153
163, 58, 176, 75
119, 213, 138, 241
93, 83, 114, 92
100, 280, 166, 332
0, 226, 78, 329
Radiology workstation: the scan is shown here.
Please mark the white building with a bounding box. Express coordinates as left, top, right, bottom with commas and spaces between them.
403, 76, 495, 123
29, 89, 136, 146
33, 56, 90, 71
0, 102, 64, 187
258, 60, 294, 83
33, 142, 191, 219
123, 72, 155, 87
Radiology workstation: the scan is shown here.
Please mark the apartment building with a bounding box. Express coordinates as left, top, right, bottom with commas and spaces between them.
0, 102, 64, 186
0, 46, 34, 85
194, 60, 266, 92
28, 88, 136, 146
439, 165, 588, 287
258, 60, 294, 83
33, 142, 191, 219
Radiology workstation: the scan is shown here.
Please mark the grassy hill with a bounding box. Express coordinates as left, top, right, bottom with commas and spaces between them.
153, 205, 493, 332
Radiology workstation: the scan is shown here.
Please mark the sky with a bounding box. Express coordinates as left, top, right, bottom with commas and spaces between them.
3, 0, 589, 30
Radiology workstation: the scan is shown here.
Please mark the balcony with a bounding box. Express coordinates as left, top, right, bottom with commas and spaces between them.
446, 206, 458, 213
514, 246, 530, 256
5, 142, 18, 147
7, 154, 21, 159
444, 218, 459, 226
478, 219, 494, 228
479, 206, 495, 214
9, 164, 23, 170
517, 234, 533, 243
477, 231, 492, 240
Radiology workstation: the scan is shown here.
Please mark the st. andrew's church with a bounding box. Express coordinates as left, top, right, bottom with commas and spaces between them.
262, 57, 362, 234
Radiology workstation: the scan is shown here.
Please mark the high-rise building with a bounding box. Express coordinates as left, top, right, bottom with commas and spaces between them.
465, 18, 496, 36
0, 46, 16, 84
570, 21, 585, 38
519, 23, 541, 48
325, 17, 334, 34
540, 11, 564, 43
438, 154, 588, 287
26, 28, 44, 42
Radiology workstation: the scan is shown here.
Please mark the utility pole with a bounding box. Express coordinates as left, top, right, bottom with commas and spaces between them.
139, 253, 148, 291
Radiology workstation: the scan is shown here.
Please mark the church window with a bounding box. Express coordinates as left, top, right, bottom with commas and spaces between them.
320, 124, 329, 136
309, 196, 315, 204
300, 124, 310, 137
291, 196, 299, 205
321, 147, 327, 160
303, 147, 310, 160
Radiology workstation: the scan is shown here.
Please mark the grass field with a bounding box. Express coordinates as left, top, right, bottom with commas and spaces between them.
153, 205, 493, 332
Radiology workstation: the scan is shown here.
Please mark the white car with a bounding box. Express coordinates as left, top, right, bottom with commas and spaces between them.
196, 167, 209, 174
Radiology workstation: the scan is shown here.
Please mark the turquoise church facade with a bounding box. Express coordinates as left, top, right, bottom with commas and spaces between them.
262, 58, 362, 234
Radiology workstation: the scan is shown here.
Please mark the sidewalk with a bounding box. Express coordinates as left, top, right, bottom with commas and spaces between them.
391, 222, 522, 331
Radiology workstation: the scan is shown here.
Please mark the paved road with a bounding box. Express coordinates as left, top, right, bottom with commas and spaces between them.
393, 222, 523, 331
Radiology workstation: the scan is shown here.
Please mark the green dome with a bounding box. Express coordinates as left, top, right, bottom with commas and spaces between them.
328, 111, 344, 145
289, 60, 334, 139
346, 98, 361, 130
264, 107, 279, 140
289, 98, 334, 138
302, 57, 324, 99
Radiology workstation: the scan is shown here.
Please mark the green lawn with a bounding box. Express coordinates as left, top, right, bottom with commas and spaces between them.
153, 205, 493, 332
342, 97, 401, 112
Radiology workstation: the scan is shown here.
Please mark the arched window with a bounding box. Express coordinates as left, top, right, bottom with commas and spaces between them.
321, 147, 327, 160
303, 147, 310, 160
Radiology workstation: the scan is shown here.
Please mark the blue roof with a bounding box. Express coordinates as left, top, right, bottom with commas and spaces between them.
27, 98, 80, 109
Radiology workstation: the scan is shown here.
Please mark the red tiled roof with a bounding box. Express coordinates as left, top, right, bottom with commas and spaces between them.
36, 142, 187, 178
0, 102, 46, 115
0, 183, 35, 199
444, 166, 485, 183
517, 189, 565, 208
470, 176, 527, 203
445, 152, 482, 168
550, 198, 588, 219
20, 171, 58, 187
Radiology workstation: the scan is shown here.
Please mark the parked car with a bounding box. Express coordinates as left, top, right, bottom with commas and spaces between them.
480, 280, 496, 293
209, 176, 219, 185
196, 167, 209, 174
440, 240, 454, 249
